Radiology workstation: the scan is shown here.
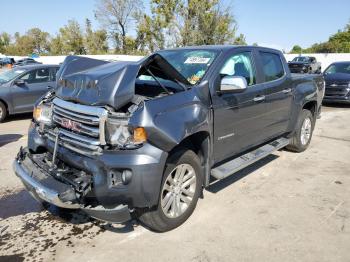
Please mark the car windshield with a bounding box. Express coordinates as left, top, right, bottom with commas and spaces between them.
158, 49, 219, 85
0, 68, 26, 84
293, 57, 310, 62
325, 63, 350, 75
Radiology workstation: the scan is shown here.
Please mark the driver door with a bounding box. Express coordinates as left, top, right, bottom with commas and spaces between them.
212, 50, 267, 163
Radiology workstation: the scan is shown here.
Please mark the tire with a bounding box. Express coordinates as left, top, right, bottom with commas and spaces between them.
286, 109, 315, 152
0, 101, 7, 122
139, 149, 202, 232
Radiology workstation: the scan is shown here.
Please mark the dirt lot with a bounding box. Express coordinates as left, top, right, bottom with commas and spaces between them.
0, 105, 349, 262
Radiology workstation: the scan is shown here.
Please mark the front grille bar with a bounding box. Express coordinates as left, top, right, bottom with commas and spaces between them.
53, 98, 108, 145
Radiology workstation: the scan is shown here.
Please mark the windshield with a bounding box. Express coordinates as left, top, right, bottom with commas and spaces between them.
325, 63, 350, 75
0, 68, 26, 84
292, 57, 310, 62
158, 49, 219, 85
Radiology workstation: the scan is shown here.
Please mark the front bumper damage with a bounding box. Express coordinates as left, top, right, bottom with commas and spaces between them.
14, 147, 131, 223
13, 124, 168, 223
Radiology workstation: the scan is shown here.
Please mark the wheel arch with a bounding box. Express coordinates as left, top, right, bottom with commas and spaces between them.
168, 131, 211, 188
302, 100, 317, 117
0, 98, 9, 115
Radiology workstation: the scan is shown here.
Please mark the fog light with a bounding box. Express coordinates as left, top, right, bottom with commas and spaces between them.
122, 170, 132, 185
109, 170, 122, 187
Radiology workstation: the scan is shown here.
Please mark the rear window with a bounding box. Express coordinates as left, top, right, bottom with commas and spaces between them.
260, 52, 285, 82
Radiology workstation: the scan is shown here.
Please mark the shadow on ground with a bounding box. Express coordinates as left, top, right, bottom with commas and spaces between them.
3, 112, 32, 123
0, 188, 137, 233
207, 154, 279, 193
0, 134, 23, 147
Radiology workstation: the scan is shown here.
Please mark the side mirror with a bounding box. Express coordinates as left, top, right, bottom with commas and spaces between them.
220, 76, 247, 93
14, 79, 25, 86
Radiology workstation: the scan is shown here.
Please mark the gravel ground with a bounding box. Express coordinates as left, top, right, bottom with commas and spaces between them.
0, 105, 349, 262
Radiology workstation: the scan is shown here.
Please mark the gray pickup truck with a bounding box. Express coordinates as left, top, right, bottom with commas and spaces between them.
13, 46, 324, 232
288, 56, 322, 74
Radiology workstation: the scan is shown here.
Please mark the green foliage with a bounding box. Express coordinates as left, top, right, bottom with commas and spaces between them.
290, 45, 302, 54
2, 0, 243, 56
0, 32, 11, 53
135, 0, 239, 53
57, 20, 86, 55
290, 20, 350, 53
233, 34, 247, 45
84, 19, 109, 54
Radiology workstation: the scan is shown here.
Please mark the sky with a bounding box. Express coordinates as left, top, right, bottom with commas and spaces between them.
0, 0, 349, 52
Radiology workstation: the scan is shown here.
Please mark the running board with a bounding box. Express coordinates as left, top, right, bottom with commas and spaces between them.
211, 138, 289, 180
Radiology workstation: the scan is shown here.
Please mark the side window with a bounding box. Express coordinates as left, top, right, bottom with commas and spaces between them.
19, 69, 50, 84
19, 70, 35, 83
35, 68, 50, 83
220, 52, 256, 86
260, 52, 285, 82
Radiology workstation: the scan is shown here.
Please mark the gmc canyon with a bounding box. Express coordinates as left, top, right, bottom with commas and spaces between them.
13, 46, 324, 232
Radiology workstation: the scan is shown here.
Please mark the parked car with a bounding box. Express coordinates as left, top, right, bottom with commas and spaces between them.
323, 61, 350, 104
288, 56, 322, 74
0, 57, 15, 67
13, 58, 42, 67
0, 64, 60, 122
13, 46, 324, 232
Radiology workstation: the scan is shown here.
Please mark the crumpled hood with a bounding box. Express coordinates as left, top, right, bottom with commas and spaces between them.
55, 54, 190, 110
56, 56, 141, 109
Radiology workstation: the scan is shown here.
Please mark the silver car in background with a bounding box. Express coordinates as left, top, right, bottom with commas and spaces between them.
0, 64, 59, 122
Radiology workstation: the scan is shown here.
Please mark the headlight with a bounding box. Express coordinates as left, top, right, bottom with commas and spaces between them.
105, 118, 147, 148
33, 104, 52, 124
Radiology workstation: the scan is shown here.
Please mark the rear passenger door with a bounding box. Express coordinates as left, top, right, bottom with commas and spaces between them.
258, 51, 293, 139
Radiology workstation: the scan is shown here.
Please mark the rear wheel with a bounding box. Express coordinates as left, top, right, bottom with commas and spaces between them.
0, 101, 7, 122
139, 149, 202, 232
287, 109, 314, 152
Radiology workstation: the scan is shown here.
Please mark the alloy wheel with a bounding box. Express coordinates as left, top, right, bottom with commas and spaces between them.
160, 164, 196, 218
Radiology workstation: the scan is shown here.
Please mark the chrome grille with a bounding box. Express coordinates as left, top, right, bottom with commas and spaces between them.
49, 98, 108, 155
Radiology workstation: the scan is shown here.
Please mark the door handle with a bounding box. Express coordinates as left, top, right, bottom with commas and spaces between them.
282, 88, 292, 94
253, 95, 265, 102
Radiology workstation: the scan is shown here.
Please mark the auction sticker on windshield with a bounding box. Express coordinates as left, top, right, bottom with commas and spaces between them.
184, 57, 211, 64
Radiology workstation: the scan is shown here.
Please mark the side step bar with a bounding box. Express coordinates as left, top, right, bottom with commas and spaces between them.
211, 137, 289, 180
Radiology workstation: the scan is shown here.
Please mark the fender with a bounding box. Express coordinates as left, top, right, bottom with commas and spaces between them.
287, 75, 323, 135
129, 82, 212, 153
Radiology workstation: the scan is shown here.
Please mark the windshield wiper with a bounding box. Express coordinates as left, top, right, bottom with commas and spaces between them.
146, 67, 171, 95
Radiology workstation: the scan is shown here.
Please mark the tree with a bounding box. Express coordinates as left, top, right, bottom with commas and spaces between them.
290, 45, 302, 54
0, 32, 10, 53
233, 33, 247, 45
137, 0, 238, 52
94, 0, 143, 53
56, 20, 86, 55
84, 18, 109, 54
26, 28, 50, 54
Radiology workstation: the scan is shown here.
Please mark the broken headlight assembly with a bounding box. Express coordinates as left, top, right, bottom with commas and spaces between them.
33, 103, 53, 125
105, 117, 147, 149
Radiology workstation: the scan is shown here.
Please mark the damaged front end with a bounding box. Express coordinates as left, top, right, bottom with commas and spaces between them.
13, 52, 209, 224
14, 147, 132, 222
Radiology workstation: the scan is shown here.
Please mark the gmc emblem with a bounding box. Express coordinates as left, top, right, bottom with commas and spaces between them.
60, 118, 81, 132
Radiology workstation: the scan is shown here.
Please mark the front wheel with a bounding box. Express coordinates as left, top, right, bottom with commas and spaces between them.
138, 149, 202, 232
286, 109, 315, 152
